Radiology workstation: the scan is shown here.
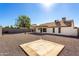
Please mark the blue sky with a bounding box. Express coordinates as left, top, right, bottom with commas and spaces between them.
0, 3, 79, 27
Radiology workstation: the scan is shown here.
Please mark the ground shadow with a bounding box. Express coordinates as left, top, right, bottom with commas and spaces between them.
30, 32, 79, 39
2, 32, 27, 35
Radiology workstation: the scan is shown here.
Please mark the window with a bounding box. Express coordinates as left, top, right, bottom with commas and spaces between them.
38, 28, 46, 32
43, 28, 47, 32
58, 27, 61, 33
53, 28, 55, 33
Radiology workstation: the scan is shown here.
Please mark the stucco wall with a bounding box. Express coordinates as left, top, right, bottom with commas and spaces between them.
54, 28, 58, 34
47, 28, 53, 33
49, 27, 78, 36
36, 27, 78, 36
36, 28, 40, 33
60, 27, 78, 36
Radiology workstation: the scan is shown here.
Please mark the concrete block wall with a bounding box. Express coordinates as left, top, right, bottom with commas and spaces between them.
0, 27, 2, 37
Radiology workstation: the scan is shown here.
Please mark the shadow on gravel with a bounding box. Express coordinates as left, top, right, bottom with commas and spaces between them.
29, 32, 79, 39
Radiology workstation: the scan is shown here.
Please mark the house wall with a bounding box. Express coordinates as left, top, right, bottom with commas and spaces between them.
59, 27, 78, 36
53, 28, 58, 34
52, 27, 77, 36
36, 28, 40, 33
36, 27, 78, 36
47, 28, 53, 33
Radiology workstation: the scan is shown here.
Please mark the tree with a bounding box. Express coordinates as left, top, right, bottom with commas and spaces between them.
16, 15, 31, 29
4, 26, 10, 29
10, 25, 14, 29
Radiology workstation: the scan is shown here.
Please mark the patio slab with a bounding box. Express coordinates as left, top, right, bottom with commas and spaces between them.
20, 39, 64, 56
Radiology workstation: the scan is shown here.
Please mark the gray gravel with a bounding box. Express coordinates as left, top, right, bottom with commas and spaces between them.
0, 33, 79, 56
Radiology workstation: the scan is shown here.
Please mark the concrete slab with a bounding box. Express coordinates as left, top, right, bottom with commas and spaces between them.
20, 39, 64, 56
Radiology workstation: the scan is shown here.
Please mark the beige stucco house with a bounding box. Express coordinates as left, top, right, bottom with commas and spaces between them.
31, 17, 79, 37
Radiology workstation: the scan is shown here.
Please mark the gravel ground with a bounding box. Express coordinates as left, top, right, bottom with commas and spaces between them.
0, 33, 79, 56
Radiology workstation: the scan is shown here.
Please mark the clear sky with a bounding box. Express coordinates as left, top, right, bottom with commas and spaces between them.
0, 3, 79, 27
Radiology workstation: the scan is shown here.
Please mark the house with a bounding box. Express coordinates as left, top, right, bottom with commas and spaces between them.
30, 24, 37, 32
31, 17, 79, 37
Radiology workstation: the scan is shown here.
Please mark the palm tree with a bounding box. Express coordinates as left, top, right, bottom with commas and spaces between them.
16, 15, 31, 30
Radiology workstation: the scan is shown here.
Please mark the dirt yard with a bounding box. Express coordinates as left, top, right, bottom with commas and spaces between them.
0, 33, 79, 56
